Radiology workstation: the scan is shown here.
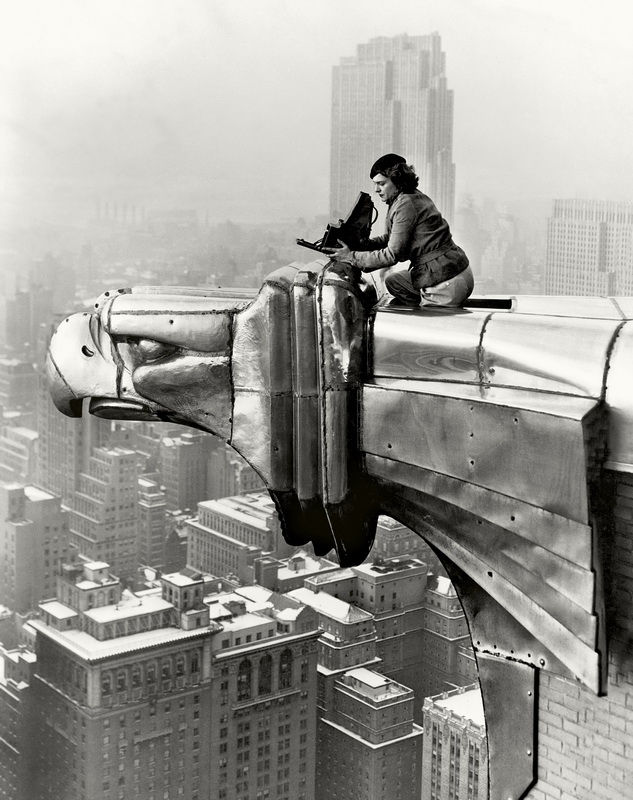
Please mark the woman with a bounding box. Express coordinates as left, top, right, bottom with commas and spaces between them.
323, 153, 474, 308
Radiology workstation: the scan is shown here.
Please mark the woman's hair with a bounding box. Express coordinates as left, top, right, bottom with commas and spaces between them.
382, 162, 419, 193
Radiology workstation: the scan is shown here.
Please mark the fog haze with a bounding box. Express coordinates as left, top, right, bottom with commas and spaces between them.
2, 0, 632, 227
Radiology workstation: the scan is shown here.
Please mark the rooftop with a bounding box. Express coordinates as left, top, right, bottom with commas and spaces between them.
431, 685, 486, 728
30, 618, 217, 662
288, 587, 373, 624
83, 593, 172, 623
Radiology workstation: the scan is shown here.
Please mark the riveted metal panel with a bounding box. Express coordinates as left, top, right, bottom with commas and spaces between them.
102, 294, 235, 353
605, 321, 633, 471
365, 455, 593, 569
370, 307, 488, 381
318, 279, 365, 387
232, 280, 294, 393
231, 390, 294, 489
481, 313, 621, 396
379, 481, 601, 691
292, 267, 321, 501
477, 654, 537, 800
363, 383, 597, 524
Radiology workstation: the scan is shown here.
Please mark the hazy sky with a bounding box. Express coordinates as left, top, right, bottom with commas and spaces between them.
2, 0, 633, 226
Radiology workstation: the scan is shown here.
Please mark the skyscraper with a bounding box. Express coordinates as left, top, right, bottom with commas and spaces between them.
545, 199, 633, 295
330, 33, 455, 221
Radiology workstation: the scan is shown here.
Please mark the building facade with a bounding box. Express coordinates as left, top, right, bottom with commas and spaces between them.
137, 476, 167, 570
67, 446, 139, 582
545, 199, 633, 296
316, 667, 423, 800
421, 684, 488, 800
29, 561, 320, 800
330, 32, 455, 221
0, 482, 70, 614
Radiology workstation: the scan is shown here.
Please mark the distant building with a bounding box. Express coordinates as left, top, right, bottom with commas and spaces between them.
67, 446, 139, 581
0, 642, 37, 800
0, 358, 37, 411
422, 684, 488, 800
137, 475, 167, 569
29, 561, 320, 800
254, 550, 339, 593
370, 515, 435, 564
186, 491, 295, 583
0, 482, 70, 613
545, 199, 633, 295
0, 424, 38, 483
316, 667, 423, 800
421, 575, 473, 699
331, 32, 456, 221
208, 442, 265, 499
160, 431, 216, 512
36, 361, 112, 503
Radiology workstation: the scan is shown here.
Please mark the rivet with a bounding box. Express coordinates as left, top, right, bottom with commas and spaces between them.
487, 571, 493, 578
469, 432, 474, 438
387, 443, 392, 449
540, 658, 545, 666
469, 459, 475, 467
510, 515, 516, 522
527, 749, 532, 757
169, 319, 174, 325
527, 690, 532, 696
489, 367, 495, 374
105, 291, 110, 297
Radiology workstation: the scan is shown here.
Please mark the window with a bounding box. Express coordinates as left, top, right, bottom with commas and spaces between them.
279, 649, 292, 690
102, 674, 112, 696
258, 654, 272, 696
238, 659, 252, 701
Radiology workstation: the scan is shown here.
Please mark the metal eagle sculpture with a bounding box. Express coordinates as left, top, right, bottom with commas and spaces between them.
46, 259, 633, 800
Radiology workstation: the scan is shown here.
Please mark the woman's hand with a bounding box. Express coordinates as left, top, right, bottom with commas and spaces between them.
322, 239, 352, 262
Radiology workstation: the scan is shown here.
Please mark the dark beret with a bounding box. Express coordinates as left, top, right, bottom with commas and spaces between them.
369, 153, 406, 178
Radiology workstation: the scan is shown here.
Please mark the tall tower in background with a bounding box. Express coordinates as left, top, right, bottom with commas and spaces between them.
545, 199, 633, 296
330, 33, 455, 222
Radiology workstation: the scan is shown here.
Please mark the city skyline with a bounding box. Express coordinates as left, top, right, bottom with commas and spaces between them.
2, 0, 633, 230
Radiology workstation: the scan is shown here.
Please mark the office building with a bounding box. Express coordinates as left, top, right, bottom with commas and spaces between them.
0, 359, 37, 412
421, 576, 473, 698
36, 374, 112, 503
29, 561, 320, 800
0, 482, 70, 613
421, 684, 488, 800
0, 642, 36, 800
316, 667, 423, 800
67, 446, 139, 581
254, 550, 339, 593
186, 492, 296, 583
137, 476, 167, 570
208, 442, 265, 499
370, 515, 435, 564
0, 424, 38, 484
331, 33, 455, 221
160, 431, 217, 512
545, 199, 633, 295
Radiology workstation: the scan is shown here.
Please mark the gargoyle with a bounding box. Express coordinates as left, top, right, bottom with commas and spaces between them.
47, 260, 633, 800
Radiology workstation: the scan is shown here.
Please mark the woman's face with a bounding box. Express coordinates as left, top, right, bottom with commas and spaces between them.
372, 173, 399, 204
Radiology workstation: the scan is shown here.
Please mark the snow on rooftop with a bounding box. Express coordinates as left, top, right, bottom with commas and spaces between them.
288, 587, 372, 623
40, 600, 79, 620
434, 686, 486, 727
23, 485, 54, 502
235, 586, 274, 604
30, 619, 214, 662
345, 667, 389, 688
434, 576, 457, 597
84, 561, 110, 571
162, 571, 202, 587
83, 593, 172, 623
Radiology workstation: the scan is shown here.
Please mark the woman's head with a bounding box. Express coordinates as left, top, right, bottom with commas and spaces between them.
369, 153, 419, 199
